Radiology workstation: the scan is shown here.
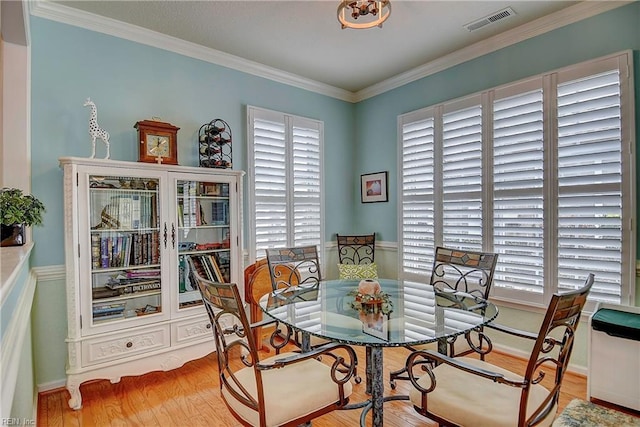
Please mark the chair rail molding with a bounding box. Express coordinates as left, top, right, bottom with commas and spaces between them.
32, 264, 66, 282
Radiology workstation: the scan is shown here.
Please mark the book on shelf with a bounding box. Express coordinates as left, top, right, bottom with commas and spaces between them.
207, 254, 224, 282
105, 277, 160, 290
211, 200, 229, 225
92, 286, 120, 299
100, 237, 109, 268
93, 312, 125, 321
188, 256, 209, 282
92, 303, 125, 315
133, 234, 141, 265
179, 255, 187, 293
91, 234, 101, 268
199, 255, 215, 281
119, 281, 161, 294
151, 231, 159, 264
213, 252, 231, 282
131, 194, 141, 229
116, 196, 132, 229
111, 236, 121, 268
123, 236, 132, 267
188, 254, 225, 283
125, 269, 161, 278
150, 194, 158, 228
93, 308, 125, 317
177, 203, 184, 227
141, 233, 148, 264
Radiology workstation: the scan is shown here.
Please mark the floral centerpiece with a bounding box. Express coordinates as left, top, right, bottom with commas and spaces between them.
348, 279, 393, 315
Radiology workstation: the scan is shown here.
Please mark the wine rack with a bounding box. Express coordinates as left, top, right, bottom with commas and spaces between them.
198, 118, 232, 168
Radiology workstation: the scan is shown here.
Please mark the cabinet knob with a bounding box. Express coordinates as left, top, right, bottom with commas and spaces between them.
126, 341, 133, 348
206, 323, 212, 329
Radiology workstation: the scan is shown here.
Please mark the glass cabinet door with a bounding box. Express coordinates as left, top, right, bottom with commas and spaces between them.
176, 180, 232, 310
87, 174, 163, 325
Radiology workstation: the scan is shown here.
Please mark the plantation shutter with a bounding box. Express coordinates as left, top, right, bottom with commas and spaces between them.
292, 122, 321, 249
492, 87, 545, 299
398, 53, 633, 306
442, 104, 483, 251
400, 114, 436, 279
248, 107, 324, 261
252, 115, 288, 257
556, 69, 623, 302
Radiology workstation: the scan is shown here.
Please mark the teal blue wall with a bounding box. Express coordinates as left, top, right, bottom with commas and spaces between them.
29, 16, 356, 268
353, 2, 640, 242
31, 276, 67, 386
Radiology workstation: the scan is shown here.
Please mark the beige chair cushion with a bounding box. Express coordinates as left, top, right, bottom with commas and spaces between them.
409, 357, 556, 427
222, 352, 353, 427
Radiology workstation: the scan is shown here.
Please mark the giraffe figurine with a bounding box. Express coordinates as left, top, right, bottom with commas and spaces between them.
83, 98, 111, 159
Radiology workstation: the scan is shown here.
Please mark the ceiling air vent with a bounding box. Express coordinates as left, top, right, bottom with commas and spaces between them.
464, 7, 516, 32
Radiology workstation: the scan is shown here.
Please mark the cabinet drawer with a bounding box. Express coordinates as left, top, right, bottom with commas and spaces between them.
82, 325, 170, 366
172, 316, 214, 345
171, 314, 238, 346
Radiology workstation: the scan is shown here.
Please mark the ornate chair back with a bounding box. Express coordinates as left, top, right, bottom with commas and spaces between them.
265, 246, 321, 291
336, 233, 376, 265
430, 246, 499, 300
518, 274, 594, 425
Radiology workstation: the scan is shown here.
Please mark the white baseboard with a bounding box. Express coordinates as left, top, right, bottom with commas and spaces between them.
37, 379, 67, 394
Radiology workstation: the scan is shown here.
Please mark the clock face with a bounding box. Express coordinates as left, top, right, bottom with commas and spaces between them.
147, 135, 170, 157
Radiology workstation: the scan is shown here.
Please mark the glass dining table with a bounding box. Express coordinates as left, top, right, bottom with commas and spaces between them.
259, 278, 499, 427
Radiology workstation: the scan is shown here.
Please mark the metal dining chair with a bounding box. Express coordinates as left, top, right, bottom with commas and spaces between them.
265, 245, 362, 383
190, 259, 357, 427
405, 274, 594, 427
389, 246, 499, 389
336, 233, 378, 280
265, 245, 321, 291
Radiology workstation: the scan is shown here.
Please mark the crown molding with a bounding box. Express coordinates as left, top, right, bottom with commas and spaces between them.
354, 1, 632, 102
28, 1, 357, 103
29, 1, 630, 104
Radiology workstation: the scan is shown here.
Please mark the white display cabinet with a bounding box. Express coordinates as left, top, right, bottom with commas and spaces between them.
60, 157, 244, 409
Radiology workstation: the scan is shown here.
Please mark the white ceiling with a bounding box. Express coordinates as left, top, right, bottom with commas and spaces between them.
47, 1, 619, 96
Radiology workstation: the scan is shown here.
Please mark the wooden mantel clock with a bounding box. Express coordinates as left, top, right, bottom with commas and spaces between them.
135, 120, 180, 165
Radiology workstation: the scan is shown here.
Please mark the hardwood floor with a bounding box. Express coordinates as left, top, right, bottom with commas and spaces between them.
39, 343, 630, 427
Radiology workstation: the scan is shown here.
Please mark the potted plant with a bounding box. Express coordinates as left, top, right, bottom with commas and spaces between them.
1, 187, 45, 247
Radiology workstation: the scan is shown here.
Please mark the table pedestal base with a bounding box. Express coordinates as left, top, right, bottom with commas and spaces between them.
341, 346, 410, 427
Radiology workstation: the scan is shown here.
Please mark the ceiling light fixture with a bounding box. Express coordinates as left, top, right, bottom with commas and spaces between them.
337, 0, 391, 30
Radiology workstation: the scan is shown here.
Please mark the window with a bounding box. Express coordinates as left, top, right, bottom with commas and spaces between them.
399, 52, 634, 307
247, 106, 324, 262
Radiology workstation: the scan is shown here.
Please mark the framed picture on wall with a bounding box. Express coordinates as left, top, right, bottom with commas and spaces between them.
361, 171, 388, 203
